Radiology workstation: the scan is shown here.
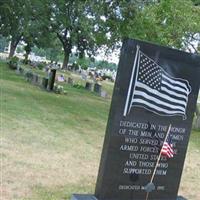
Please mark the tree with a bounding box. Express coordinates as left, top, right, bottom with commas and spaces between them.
0, 0, 54, 59
23, 43, 32, 63
125, 0, 200, 52
0, 0, 31, 58
192, 0, 200, 6
85, 0, 157, 60
50, 0, 101, 69
45, 39, 63, 63
91, 0, 200, 55
50, 0, 137, 69
22, 0, 55, 63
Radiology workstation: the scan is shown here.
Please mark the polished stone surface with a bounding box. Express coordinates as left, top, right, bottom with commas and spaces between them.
94, 39, 200, 200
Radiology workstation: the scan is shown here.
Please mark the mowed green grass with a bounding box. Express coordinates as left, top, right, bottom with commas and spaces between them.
1, 61, 200, 200
1, 61, 110, 200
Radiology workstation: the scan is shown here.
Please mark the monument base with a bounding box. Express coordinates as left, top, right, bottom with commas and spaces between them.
71, 194, 97, 200
71, 194, 187, 200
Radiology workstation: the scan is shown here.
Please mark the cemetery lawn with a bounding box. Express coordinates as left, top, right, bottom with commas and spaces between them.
1, 61, 200, 200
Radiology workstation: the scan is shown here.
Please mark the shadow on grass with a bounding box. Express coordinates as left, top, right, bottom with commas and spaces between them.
27, 182, 95, 200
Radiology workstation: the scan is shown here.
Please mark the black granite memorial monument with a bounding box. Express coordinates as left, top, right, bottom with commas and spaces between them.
71, 39, 200, 200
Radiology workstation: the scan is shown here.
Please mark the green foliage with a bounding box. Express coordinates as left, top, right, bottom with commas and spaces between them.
8, 56, 19, 70
37, 63, 45, 70
32, 46, 46, 57
51, 0, 118, 68
45, 46, 61, 63
0, 35, 8, 52
1, 0, 200, 61
0, 0, 55, 57
69, 54, 78, 64
77, 58, 90, 70
192, 0, 200, 5
31, 37, 63, 63
73, 84, 85, 89
127, 0, 200, 51
54, 84, 65, 94
95, 60, 117, 70
16, 45, 24, 54
24, 42, 32, 54
72, 56, 117, 71
0, 1, 33, 57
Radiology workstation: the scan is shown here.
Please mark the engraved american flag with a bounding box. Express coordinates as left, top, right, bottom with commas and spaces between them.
128, 50, 191, 118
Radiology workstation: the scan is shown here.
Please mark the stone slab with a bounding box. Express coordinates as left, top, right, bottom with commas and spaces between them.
71, 194, 187, 200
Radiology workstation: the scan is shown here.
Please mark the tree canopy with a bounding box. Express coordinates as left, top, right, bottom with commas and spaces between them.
124, 0, 200, 52
0, 0, 200, 67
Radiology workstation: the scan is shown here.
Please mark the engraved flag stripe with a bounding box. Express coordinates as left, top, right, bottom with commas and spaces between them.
134, 82, 187, 107
133, 91, 186, 112
130, 50, 191, 118
162, 80, 188, 94
162, 74, 190, 93
132, 99, 185, 115
161, 86, 187, 100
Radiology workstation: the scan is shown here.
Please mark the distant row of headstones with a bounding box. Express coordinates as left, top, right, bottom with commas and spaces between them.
16, 66, 108, 98
16, 66, 55, 91
68, 77, 108, 98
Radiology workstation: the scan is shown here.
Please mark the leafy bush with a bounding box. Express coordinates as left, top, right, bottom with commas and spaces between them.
37, 63, 45, 70
54, 84, 67, 94
73, 84, 85, 89
81, 65, 88, 70
8, 56, 19, 70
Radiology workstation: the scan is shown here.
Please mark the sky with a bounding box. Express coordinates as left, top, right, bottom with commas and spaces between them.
95, 45, 121, 64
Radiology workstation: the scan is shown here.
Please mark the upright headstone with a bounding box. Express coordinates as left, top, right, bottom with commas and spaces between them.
71, 39, 200, 200
42, 77, 49, 89
32, 73, 39, 85
100, 90, 108, 98
16, 65, 21, 74
68, 77, 74, 85
20, 67, 24, 75
25, 71, 33, 82
47, 69, 56, 91
37, 76, 42, 86
85, 82, 93, 91
94, 83, 102, 95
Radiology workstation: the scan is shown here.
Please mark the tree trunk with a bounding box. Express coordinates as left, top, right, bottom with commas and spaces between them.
24, 42, 32, 64
56, 33, 72, 70
62, 50, 70, 69
24, 53, 28, 64
24, 51, 31, 64
79, 50, 85, 59
9, 41, 17, 58
9, 36, 21, 58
